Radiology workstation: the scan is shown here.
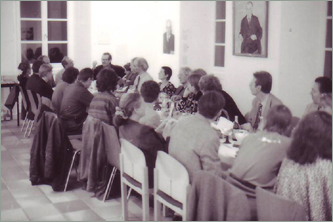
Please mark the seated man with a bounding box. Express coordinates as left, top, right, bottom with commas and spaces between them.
54, 56, 74, 85
60, 68, 94, 134
52, 67, 79, 115
169, 91, 225, 177
303, 76, 332, 117
132, 57, 153, 93
199, 74, 247, 124
118, 59, 139, 88
247, 71, 282, 131
93, 52, 125, 79
228, 105, 292, 188
26, 61, 53, 101
139, 80, 161, 129
172, 67, 192, 99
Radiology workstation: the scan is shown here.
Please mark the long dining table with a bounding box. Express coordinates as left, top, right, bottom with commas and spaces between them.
1, 80, 20, 126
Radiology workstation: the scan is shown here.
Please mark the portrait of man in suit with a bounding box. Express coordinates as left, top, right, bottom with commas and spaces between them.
163, 20, 175, 54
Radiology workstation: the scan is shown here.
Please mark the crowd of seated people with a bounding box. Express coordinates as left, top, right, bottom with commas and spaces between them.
16, 52, 332, 221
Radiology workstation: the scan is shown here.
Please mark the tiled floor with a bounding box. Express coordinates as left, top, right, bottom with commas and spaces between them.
1, 119, 172, 221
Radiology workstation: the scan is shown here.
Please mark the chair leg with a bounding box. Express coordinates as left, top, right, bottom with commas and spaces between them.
142, 190, 150, 221
103, 167, 117, 202
121, 180, 128, 221
24, 120, 31, 137
27, 120, 34, 138
21, 114, 28, 131
127, 188, 132, 201
64, 150, 80, 192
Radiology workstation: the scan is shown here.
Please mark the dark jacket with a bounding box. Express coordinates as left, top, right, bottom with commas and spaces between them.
221, 90, 247, 124
93, 64, 125, 79
29, 112, 74, 191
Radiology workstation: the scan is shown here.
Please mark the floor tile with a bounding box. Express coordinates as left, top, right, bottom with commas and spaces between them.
1, 190, 21, 211
10, 186, 44, 199
1, 145, 7, 151
63, 209, 105, 221
16, 194, 51, 208
82, 196, 120, 208
23, 203, 60, 220
73, 188, 95, 199
53, 199, 90, 214
1, 170, 29, 182
5, 179, 32, 191
33, 214, 67, 221
46, 190, 79, 203
1, 208, 29, 221
91, 204, 122, 220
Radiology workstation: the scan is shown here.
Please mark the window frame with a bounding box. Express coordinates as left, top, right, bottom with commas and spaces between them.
214, 1, 226, 69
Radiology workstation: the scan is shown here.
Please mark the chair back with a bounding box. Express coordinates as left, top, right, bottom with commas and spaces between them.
19, 86, 29, 110
155, 151, 190, 204
26, 90, 41, 118
256, 187, 307, 221
101, 122, 121, 169
120, 138, 147, 184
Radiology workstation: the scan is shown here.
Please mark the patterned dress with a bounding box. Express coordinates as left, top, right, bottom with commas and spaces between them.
175, 91, 203, 114
159, 81, 176, 98
274, 158, 332, 221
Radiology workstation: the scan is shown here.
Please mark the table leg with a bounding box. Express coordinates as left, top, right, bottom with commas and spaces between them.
17, 94, 20, 126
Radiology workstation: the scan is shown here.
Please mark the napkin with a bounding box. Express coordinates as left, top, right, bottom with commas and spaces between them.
211, 117, 233, 132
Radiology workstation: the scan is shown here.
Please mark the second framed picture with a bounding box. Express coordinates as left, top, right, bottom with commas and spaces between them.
233, 1, 268, 57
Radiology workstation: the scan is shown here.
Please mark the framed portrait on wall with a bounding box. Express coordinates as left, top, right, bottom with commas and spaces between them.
163, 20, 175, 54
233, 1, 268, 57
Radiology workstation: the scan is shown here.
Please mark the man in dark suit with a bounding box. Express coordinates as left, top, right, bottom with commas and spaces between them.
163, 20, 175, 54
239, 2, 262, 54
92, 52, 125, 79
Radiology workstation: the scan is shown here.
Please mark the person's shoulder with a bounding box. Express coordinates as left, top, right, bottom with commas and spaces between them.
269, 93, 283, 105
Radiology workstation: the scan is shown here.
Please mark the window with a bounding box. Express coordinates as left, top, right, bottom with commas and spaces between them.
20, 1, 68, 64
324, 1, 332, 79
215, 1, 226, 67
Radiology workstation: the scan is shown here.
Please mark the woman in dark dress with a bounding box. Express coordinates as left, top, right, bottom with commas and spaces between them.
17, 61, 31, 120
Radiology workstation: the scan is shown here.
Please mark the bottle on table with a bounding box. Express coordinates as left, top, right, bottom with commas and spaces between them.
232, 115, 240, 141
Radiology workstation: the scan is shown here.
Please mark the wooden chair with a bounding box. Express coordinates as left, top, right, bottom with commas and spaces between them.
64, 138, 82, 191
119, 138, 150, 221
154, 151, 190, 221
25, 90, 42, 138
256, 187, 307, 221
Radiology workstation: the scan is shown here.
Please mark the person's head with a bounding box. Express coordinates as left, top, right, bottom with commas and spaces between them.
96, 68, 118, 92
101, 53, 112, 67
32, 60, 45, 74
199, 74, 223, 94
37, 55, 50, 64
287, 111, 332, 164
140, 80, 160, 103
198, 91, 225, 120
250, 71, 272, 95
191, 68, 207, 77
246, 1, 253, 17
134, 57, 149, 73
39, 64, 53, 82
61, 56, 74, 69
124, 63, 131, 75
264, 105, 292, 135
130, 57, 138, 74
78, 68, 93, 88
311, 77, 332, 104
18, 60, 31, 76
26, 48, 34, 60
319, 93, 332, 115
178, 67, 192, 85
62, 67, 79, 84
159, 66, 172, 81
166, 20, 172, 35
113, 93, 146, 127
187, 74, 202, 93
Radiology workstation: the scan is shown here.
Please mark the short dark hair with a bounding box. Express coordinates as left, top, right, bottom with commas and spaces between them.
103, 52, 112, 61
253, 71, 272, 94
140, 80, 160, 103
18, 61, 30, 75
124, 63, 131, 72
188, 74, 202, 92
199, 74, 223, 93
161, 66, 172, 80
62, 67, 79, 84
287, 111, 332, 164
198, 91, 225, 119
32, 60, 45, 73
191, 68, 207, 76
78, 68, 93, 81
315, 76, 332, 94
96, 68, 118, 92
264, 105, 292, 135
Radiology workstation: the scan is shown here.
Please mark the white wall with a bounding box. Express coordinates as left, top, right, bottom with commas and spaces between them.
90, 1, 181, 85
179, 1, 327, 118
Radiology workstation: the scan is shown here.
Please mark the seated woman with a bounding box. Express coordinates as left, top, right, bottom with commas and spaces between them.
274, 111, 332, 221
17, 60, 31, 120
175, 73, 203, 114
113, 93, 167, 188
199, 74, 247, 124
319, 93, 332, 115
52, 67, 79, 115
228, 105, 292, 188
118, 62, 139, 88
88, 68, 118, 125
158, 66, 176, 98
